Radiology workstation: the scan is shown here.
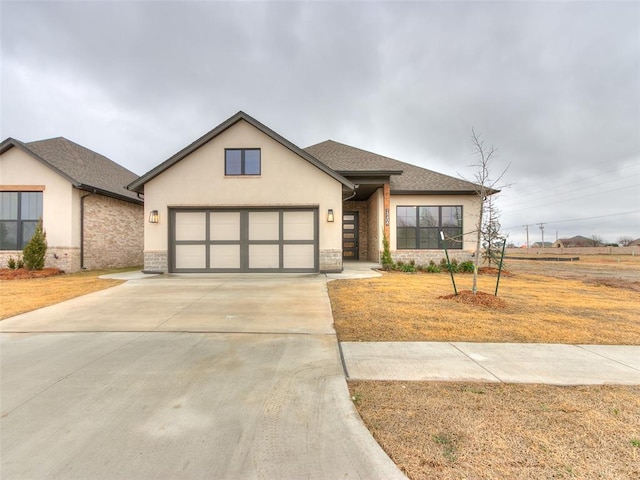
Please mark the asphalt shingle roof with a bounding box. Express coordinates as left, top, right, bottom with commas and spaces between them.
2, 137, 141, 203
304, 140, 480, 194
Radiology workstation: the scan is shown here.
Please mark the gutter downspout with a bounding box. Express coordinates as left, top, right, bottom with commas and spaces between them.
343, 185, 358, 202
80, 191, 95, 270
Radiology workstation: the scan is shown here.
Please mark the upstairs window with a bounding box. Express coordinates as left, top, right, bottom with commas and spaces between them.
225, 148, 261, 176
0, 191, 43, 250
397, 205, 463, 249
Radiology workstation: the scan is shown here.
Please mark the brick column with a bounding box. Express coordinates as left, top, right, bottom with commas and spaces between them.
383, 182, 391, 240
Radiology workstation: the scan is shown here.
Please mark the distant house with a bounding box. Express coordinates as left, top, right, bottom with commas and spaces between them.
628, 238, 640, 247
0, 137, 143, 272
531, 241, 554, 248
553, 235, 602, 248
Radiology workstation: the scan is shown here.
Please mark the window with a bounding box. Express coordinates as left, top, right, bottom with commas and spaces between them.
225, 148, 261, 175
0, 191, 43, 250
397, 205, 462, 249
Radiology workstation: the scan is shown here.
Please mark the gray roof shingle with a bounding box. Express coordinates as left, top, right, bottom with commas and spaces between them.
1, 137, 141, 204
304, 140, 482, 194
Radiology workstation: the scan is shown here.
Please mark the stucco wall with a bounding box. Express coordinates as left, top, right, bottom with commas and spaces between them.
0, 147, 76, 248
82, 194, 143, 269
142, 119, 344, 270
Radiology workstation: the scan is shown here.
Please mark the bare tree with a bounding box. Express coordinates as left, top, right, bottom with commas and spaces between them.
617, 236, 633, 247
589, 234, 604, 247
467, 129, 509, 294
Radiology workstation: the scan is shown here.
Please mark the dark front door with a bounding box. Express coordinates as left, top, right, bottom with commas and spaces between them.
342, 212, 359, 260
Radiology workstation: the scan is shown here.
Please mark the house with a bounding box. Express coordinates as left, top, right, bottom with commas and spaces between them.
0, 137, 143, 272
531, 241, 554, 248
128, 111, 485, 274
553, 235, 601, 248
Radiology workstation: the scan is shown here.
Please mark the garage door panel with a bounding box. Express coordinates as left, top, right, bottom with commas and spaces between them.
175, 212, 206, 241
210, 212, 240, 241
249, 211, 279, 241
175, 244, 206, 269
210, 244, 240, 269
249, 244, 280, 269
283, 244, 315, 269
283, 211, 314, 240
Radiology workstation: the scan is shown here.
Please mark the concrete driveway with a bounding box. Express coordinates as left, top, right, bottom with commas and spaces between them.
0, 274, 404, 479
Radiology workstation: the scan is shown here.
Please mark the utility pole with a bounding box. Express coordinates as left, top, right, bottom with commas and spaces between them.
537, 223, 546, 248
523, 225, 530, 251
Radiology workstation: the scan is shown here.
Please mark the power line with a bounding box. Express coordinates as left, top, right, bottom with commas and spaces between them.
503, 209, 640, 231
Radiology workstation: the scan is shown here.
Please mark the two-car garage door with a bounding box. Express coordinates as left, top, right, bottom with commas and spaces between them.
169, 208, 318, 273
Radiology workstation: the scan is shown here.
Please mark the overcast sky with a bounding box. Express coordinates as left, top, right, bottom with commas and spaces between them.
2, 0, 638, 245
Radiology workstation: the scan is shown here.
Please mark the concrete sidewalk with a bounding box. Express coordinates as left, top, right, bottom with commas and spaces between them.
341, 342, 640, 385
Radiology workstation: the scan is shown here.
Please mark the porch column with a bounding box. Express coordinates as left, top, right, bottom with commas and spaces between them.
383, 182, 390, 240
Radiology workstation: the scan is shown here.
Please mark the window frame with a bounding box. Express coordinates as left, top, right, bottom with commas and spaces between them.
396, 205, 463, 250
0, 191, 43, 250
224, 148, 261, 176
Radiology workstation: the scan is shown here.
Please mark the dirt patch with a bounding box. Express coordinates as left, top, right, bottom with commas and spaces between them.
349, 381, 640, 480
584, 277, 640, 293
438, 290, 507, 309
0, 268, 63, 280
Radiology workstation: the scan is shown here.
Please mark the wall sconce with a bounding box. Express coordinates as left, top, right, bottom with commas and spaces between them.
327, 209, 334, 222
148, 210, 159, 224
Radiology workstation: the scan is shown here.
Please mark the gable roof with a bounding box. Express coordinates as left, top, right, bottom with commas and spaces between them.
304, 140, 485, 195
0, 137, 142, 204
128, 111, 355, 193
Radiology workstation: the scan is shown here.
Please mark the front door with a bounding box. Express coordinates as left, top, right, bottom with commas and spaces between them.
342, 212, 359, 260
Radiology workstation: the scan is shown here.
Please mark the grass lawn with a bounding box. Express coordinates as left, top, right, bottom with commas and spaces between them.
328, 271, 640, 344
0, 267, 138, 320
329, 263, 640, 480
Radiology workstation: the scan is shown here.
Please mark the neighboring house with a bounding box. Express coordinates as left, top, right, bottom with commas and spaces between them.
553, 235, 602, 248
128, 111, 486, 274
531, 242, 554, 248
629, 238, 640, 247
0, 137, 143, 272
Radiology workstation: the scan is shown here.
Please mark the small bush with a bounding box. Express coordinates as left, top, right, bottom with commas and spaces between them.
16, 257, 25, 269
459, 261, 475, 273
381, 233, 395, 271
22, 221, 47, 270
426, 260, 441, 273
400, 261, 417, 273
440, 258, 459, 273
7, 256, 17, 269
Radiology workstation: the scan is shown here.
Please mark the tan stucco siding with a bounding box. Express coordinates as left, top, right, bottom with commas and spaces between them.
389, 194, 481, 251
143, 119, 344, 252
0, 147, 76, 248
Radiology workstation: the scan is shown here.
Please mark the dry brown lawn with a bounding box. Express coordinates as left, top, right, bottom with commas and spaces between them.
349, 381, 640, 480
328, 270, 640, 344
331, 259, 640, 479
0, 268, 136, 320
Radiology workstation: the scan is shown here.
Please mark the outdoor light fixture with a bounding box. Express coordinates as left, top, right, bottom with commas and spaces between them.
327, 209, 334, 222
148, 210, 159, 224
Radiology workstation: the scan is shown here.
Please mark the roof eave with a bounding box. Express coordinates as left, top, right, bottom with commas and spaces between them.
391, 189, 482, 196
77, 184, 143, 205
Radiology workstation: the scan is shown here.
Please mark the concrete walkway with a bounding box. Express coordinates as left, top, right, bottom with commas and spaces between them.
341, 342, 640, 385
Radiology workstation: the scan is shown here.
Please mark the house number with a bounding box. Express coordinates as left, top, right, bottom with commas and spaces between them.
385, 208, 390, 226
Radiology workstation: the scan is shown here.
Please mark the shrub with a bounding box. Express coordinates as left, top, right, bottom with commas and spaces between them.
459, 260, 475, 273
400, 262, 416, 273
7, 256, 17, 269
22, 221, 47, 270
439, 258, 459, 273
426, 260, 441, 273
381, 232, 395, 271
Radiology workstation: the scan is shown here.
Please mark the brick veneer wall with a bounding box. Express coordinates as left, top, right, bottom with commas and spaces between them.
82, 194, 143, 269
391, 250, 473, 266
343, 200, 369, 260
320, 249, 342, 273
366, 192, 380, 262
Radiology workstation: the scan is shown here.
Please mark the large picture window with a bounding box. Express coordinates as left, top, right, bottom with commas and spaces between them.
397, 205, 462, 249
0, 191, 43, 250
225, 148, 261, 176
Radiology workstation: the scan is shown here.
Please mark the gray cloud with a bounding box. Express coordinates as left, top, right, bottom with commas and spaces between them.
2, 0, 638, 244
